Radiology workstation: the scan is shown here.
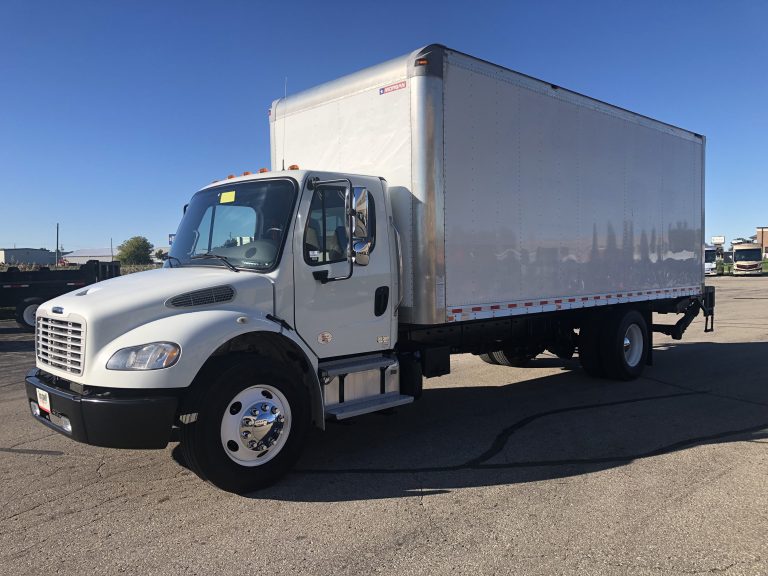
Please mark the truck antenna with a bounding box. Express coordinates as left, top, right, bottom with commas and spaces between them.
281, 76, 287, 171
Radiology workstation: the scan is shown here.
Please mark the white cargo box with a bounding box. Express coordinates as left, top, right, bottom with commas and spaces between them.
271, 45, 704, 325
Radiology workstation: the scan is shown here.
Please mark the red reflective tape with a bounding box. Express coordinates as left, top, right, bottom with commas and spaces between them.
447, 316, 455, 322
472, 307, 482, 312
508, 303, 517, 308
594, 296, 601, 300
524, 302, 533, 307
616, 293, 622, 297
568, 298, 576, 302
490, 305, 500, 310
540, 300, 548, 305
451, 308, 462, 314
581, 297, 589, 301
555, 299, 562, 304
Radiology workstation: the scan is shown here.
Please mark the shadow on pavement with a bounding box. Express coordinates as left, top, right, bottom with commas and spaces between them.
0, 340, 35, 353
169, 341, 768, 501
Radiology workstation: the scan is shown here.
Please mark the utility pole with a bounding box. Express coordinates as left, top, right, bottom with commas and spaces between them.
55, 223, 59, 268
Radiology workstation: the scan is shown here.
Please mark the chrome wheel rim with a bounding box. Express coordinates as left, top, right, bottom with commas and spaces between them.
220, 385, 292, 467
623, 324, 644, 367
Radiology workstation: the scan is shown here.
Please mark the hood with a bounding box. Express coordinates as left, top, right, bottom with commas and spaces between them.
38, 267, 275, 351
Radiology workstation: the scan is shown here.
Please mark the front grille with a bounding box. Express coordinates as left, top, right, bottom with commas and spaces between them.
167, 285, 235, 308
36, 316, 86, 375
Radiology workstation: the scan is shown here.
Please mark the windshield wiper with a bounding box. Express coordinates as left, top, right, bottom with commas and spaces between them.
190, 253, 240, 272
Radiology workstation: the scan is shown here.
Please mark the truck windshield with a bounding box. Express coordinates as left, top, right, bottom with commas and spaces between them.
733, 248, 762, 262
169, 179, 297, 271
704, 250, 716, 263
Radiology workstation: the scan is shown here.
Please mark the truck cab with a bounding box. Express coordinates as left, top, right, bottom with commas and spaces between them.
732, 243, 763, 276
26, 169, 408, 492
704, 246, 717, 276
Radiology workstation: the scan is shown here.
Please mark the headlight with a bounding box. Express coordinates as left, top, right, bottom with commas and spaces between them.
106, 342, 181, 371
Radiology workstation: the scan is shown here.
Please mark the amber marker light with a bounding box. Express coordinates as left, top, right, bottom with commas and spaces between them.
415, 58, 428, 66
288, 164, 300, 170
258, 168, 269, 173
242, 171, 252, 176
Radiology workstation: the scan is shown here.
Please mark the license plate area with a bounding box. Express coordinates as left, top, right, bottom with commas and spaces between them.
36, 388, 51, 413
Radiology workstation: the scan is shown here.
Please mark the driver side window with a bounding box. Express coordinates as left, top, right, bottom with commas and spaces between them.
304, 187, 347, 265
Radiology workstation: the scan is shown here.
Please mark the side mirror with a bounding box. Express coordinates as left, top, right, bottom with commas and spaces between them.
353, 188, 371, 266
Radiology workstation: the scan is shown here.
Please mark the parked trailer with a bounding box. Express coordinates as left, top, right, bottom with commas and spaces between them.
1, 260, 120, 330
25, 45, 714, 492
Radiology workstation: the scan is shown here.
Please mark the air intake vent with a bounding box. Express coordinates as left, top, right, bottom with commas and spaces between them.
37, 315, 86, 375
168, 285, 235, 308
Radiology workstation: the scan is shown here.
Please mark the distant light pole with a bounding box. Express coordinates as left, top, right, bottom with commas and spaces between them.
55, 223, 59, 268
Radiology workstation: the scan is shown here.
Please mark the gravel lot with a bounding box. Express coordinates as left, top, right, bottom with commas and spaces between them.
1, 276, 766, 575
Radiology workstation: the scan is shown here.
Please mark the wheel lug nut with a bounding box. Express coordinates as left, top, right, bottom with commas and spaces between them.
261, 403, 269, 412
271, 406, 278, 414
241, 431, 250, 438
251, 408, 259, 416
241, 417, 251, 426
247, 440, 257, 449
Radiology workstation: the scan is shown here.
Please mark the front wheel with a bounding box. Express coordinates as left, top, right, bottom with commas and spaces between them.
180, 357, 310, 493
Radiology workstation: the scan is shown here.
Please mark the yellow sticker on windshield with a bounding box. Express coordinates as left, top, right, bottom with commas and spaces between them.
220, 191, 236, 203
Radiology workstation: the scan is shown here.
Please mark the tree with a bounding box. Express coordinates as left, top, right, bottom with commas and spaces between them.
154, 249, 165, 261
116, 236, 154, 265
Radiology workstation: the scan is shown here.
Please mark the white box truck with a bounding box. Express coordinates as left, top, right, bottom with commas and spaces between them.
25, 45, 714, 492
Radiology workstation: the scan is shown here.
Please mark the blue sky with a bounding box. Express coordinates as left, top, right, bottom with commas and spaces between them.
1, 0, 766, 251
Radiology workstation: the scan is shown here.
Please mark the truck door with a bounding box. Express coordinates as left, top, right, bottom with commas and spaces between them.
293, 178, 394, 358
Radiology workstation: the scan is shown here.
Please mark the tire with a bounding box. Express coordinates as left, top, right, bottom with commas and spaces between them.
180, 357, 310, 493
493, 346, 543, 368
15, 298, 43, 332
601, 309, 649, 381
479, 353, 498, 365
578, 316, 605, 378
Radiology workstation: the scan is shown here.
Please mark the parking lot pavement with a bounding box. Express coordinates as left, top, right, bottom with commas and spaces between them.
1, 276, 766, 576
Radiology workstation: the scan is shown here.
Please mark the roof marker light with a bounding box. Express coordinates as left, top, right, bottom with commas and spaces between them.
415, 58, 428, 66
242, 171, 252, 176
227, 174, 235, 179
288, 164, 300, 170
258, 168, 269, 173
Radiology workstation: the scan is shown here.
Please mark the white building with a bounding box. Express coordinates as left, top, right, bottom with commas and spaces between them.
62, 248, 115, 265
0, 248, 56, 265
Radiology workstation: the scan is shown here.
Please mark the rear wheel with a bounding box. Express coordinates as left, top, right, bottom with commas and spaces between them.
601, 309, 648, 381
180, 357, 310, 493
15, 298, 43, 332
478, 353, 498, 365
